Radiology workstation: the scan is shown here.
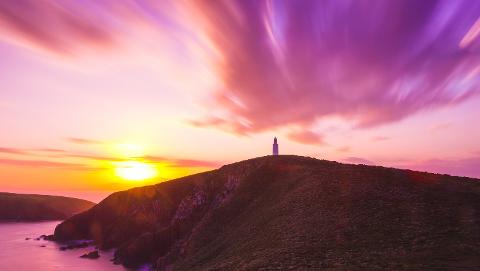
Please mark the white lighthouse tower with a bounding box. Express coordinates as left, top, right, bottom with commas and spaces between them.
272, 137, 279, 155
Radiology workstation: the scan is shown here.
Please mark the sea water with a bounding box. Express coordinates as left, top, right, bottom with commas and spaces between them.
0, 221, 140, 271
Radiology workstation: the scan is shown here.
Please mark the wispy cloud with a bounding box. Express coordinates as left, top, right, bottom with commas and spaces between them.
141, 156, 222, 168
66, 137, 103, 145
0, 146, 109, 161
1, 1, 479, 137
337, 146, 351, 153
66, 153, 124, 162
0, 144, 221, 169
34, 148, 67, 153
0, 147, 70, 156
0, 147, 71, 156
0, 158, 93, 170
0, 1, 116, 55
189, 1, 480, 135
287, 130, 324, 145
0, 147, 29, 155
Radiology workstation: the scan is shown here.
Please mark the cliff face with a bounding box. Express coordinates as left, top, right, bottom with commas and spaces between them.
0, 192, 95, 221
54, 155, 480, 270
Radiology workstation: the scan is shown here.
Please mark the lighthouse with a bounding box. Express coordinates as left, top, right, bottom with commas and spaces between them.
272, 137, 279, 155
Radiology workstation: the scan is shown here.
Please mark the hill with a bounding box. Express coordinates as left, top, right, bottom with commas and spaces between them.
0, 192, 95, 221
54, 155, 480, 270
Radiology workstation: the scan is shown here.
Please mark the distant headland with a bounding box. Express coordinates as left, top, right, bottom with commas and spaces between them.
0, 192, 95, 221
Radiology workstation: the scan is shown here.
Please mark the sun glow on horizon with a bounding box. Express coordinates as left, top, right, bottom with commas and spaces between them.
114, 161, 157, 181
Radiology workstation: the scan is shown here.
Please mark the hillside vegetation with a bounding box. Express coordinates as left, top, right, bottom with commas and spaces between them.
54, 155, 480, 270
0, 192, 95, 221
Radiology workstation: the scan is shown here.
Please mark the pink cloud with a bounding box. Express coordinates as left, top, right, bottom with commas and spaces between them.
65, 153, 124, 162
141, 155, 222, 168
0, 144, 221, 168
0, 147, 28, 155
337, 146, 351, 153
34, 148, 67, 153
190, 1, 480, 135
0, 1, 115, 55
287, 130, 324, 145
1, 1, 479, 137
0, 147, 70, 156
0, 158, 91, 170
0, 147, 115, 162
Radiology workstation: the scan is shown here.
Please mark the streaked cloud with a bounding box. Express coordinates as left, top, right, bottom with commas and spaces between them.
66, 137, 103, 145
190, 1, 480, 135
141, 155, 222, 168
287, 130, 324, 145
0, 147, 67, 155
0, 147, 28, 155
460, 18, 480, 48
337, 146, 351, 153
0, 0, 479, 191
1, 1, 479, 137
34, 148, 67, 153
0, 158, 90, 170
65, 153, 123, 162
0, 1, 116, 55
0, 145, 221, 169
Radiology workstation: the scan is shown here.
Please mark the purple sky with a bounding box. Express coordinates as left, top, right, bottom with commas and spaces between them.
0, 0, 479, 201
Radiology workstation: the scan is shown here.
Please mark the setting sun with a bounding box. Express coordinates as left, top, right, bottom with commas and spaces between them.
114, 161, 157, 181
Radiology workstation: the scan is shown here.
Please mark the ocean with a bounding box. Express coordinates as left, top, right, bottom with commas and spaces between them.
0, 221, 137, 271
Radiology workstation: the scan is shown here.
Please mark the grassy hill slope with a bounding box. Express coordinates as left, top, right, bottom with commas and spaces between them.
54, 156, 480, 270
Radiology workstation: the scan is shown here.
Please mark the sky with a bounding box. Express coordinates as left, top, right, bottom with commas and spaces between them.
0, 0, 479, 202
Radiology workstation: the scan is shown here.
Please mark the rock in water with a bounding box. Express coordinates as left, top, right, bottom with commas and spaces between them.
80, 251, 99, 259
59, 241, 93, 251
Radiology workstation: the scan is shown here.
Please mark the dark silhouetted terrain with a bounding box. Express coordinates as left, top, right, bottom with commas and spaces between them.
54, 156, 480, 270
0, 192, 95, 221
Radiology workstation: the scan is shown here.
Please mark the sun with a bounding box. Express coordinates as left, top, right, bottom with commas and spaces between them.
115, 161, 157, 181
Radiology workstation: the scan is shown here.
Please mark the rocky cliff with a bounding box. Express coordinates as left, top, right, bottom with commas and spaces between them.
0, 192, 95, 221
54, 155, 480, 270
